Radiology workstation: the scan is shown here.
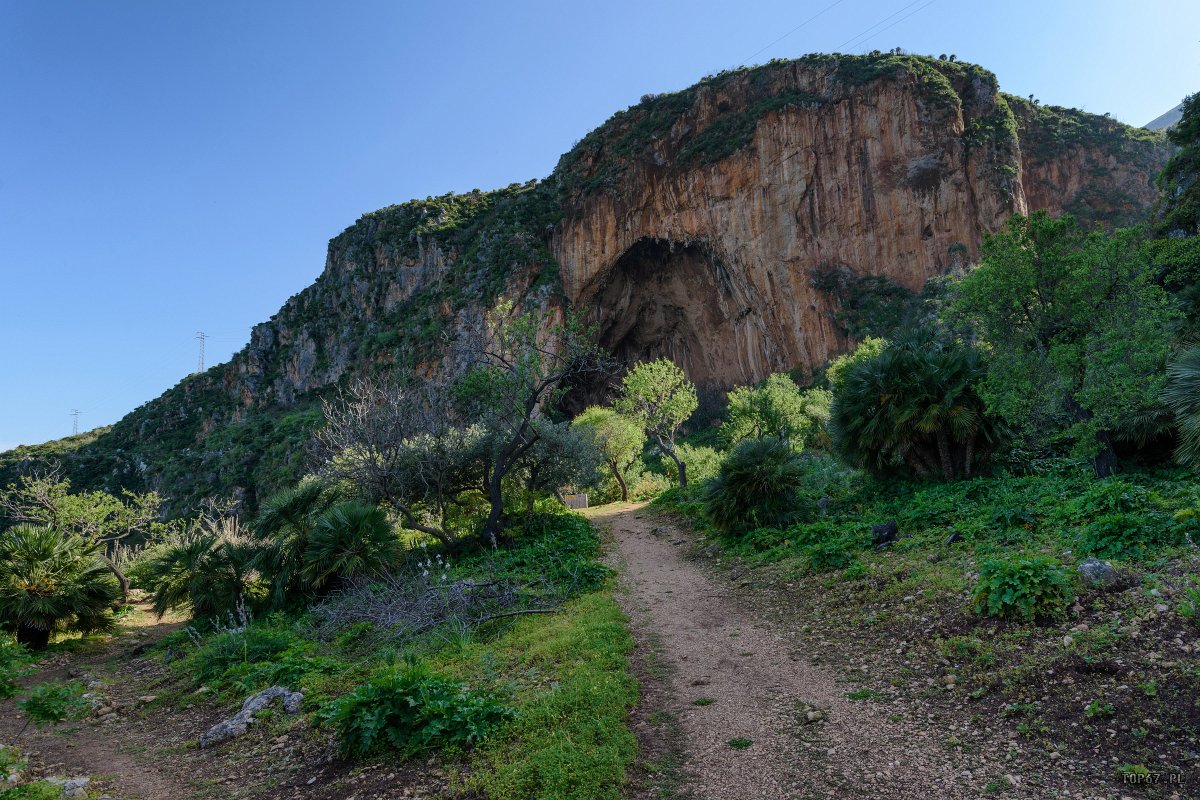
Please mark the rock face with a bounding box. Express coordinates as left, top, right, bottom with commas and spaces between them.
0, 53, 1170, 510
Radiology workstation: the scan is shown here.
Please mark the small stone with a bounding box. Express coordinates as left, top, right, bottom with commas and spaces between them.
306, 777, 317, 785
1077, 558, 1119, 589
137, 695, 157, 704
806, 710, 824, 723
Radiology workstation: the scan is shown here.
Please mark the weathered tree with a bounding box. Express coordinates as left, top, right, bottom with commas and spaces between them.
316, 380, 481, 549
458, 307, 613, 543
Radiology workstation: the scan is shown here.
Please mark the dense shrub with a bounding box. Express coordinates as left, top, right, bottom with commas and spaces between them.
316, 660, 513, 758
188, 625, 296, 686
803, 536, 864, 572
133, 519, 262, 620
723, 373, 824, 447
0, 525, 121, 649
704, 438, 806, 536
17, 680, 89, 726
1077, 512, 1179, 560
660, 443, 723, 485
830, 334, 1002, 480
972, 555, 1074, 621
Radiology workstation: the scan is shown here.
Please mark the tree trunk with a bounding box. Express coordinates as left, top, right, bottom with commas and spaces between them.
905, 452, 930, 478
963, 432, 976, 479
482, 469, 506, 548
17, 624, 51, 651
1093, 430, 1119, 478
610, 460, 629, 501
104, 554, 130, 600
935, 429, 954, 480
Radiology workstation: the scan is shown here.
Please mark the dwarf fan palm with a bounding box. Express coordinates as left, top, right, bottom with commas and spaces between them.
0, 524, 121, 649
830, 336, 1001, 479
301, 501, 400, 591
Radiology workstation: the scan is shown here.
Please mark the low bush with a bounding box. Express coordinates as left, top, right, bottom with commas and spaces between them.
1076, 512, 1179, 560
972, 554, 1074, 621
188, 624, 296, 686
704, 438, 806, 536
0, 640, 33, 699
316, 660, 513, 758
629, 472, 672, 501
804, 535, 865, 572
661, 443, 723, 485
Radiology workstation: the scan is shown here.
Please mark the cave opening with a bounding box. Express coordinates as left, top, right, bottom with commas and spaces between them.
594, 237, 746, 385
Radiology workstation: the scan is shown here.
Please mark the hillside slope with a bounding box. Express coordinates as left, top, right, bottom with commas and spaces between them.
0, 53, 1171, 513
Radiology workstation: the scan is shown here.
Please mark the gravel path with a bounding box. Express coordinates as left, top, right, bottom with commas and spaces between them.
592, 503, 978, 800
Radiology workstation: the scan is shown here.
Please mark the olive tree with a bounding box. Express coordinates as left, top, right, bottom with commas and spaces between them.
614, 359, 698, 487
573, 406, 645, 501
458, 307, 613, 543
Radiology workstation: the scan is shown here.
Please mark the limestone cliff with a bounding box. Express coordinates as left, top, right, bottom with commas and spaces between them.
0, 53, 1169, 511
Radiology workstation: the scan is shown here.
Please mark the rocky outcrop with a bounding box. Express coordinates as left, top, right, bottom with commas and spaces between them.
552, 56, 1168, 386
1, 53, 1169, 510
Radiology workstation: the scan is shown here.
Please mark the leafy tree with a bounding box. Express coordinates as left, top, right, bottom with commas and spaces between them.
510, 420, 604, 511
318, 380, 483, 550
319, 309, 611, 549
956, 213, 1180, 476
723, 373, 817, 448
0, 525, 121, 649
0, 473, 165, 597
459, 307, 612, 543
614, 359, 698, 487
829, 335, 1001, 480
1156, 93, 1199, 236
573, 407, 646, 501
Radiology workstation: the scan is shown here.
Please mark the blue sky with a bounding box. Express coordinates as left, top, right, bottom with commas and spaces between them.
1, 0, 1197, 449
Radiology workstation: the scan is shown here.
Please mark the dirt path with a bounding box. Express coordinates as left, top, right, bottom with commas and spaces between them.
592, 503, 977, 800
0, 606, 200, 800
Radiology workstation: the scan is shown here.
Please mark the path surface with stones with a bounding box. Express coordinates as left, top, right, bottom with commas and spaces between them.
591, 502, 977, 800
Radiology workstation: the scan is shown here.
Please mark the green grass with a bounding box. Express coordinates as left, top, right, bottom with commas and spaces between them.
153, 512, 638, 800
463, 593, 638, 800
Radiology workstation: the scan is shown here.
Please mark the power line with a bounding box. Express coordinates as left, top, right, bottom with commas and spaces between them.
195, 331, 207, 373
847, 0, 939, 52
740, 0, 849, 65
70, 409, 81, 436
834, 0, 927, 52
